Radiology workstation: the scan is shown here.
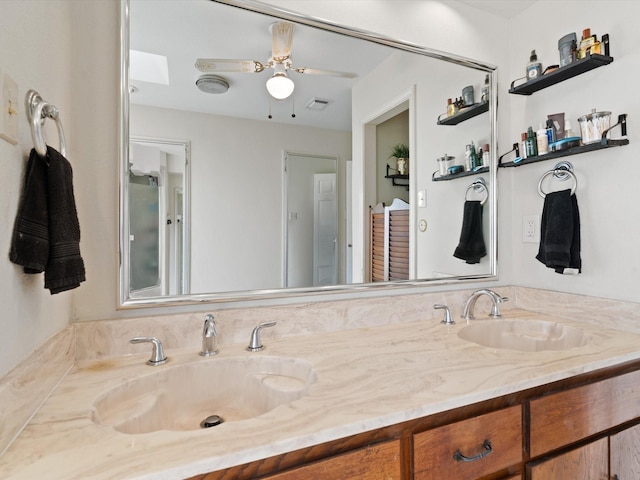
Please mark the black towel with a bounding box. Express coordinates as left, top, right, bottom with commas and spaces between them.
535, 189, 581, 274
453, 200, 486, 264
9, 149, 49, 273
9, 147, 86, 294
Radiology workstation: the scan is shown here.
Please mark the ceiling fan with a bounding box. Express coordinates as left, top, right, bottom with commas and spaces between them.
195, 21, 358, 100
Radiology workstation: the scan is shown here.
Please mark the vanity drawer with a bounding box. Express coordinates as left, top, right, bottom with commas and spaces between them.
529, 369, 640, 458
260, 439, 401, 480
413, 405, 522, 480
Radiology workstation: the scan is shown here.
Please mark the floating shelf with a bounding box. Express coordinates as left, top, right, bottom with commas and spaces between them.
437, 102, 489, 126
500, 139, 629, 168
432, 166, 489, 182
509, 53, 614, 96
385, 173, 409, 188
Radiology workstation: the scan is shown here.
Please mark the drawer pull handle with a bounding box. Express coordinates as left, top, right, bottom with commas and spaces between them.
453, 439, 493, 462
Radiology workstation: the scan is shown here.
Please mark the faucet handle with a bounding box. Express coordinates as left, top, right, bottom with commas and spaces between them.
247, 321, 277, 352
434, 304, 455, 325
202, 314, 217, 337
130, 337, 168, 366
489, 295, 509, 317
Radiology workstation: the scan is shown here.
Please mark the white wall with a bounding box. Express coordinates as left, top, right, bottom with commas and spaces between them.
3, 0, 639, 379
0, 1, 74, 378
504, 1, 640, 302
130, 105, 351, 293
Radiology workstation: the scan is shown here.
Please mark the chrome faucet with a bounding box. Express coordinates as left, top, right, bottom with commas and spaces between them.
462, 289, 508, 320
247, 321, 277, 352
434, 304, 455, 325
130, 336, 168, 365
199, 314, 219, 357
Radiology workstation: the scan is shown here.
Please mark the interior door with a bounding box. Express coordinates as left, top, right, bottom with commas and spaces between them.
313, 173, 338, 285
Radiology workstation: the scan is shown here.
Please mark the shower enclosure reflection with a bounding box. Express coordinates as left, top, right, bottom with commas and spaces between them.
127, 138, 190, 298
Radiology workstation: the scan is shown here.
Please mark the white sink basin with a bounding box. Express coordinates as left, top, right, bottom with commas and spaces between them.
458, 319, 589, 352
92, 355, 317, 434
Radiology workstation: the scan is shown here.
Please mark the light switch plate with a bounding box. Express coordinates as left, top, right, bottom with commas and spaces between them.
0, 70, 19, 145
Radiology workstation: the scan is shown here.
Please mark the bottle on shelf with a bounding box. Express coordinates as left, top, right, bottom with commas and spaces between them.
527, 50, 542, 81
470, 141, 480, 169
536, 126, 549, 155
578, 28, 600, 59
464, 144, 472, 171
521, 132, 528, 160
481, 74, 490, 102
526, 126, 538, 157
447, 98, 456, 117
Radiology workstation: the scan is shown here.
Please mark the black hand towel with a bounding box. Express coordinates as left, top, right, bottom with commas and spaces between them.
535, 189, 582, 274
9, 147, 86, 293
453, 200, 486, 264
9, 149, 49, 273
44, 146, 86, 293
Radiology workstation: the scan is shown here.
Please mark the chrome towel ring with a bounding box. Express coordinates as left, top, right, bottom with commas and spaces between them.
465, 177, 488, 205
25, 89, 67, 159
538, 161, 577, 198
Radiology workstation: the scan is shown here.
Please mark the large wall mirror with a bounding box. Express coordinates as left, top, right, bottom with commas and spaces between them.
119, 0, 498, 308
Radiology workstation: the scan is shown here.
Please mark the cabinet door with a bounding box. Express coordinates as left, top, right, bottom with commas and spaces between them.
260, 440, 401, 480
527, 437, 608, 480
413, 405, 522, 480
611, 423, 640, 479
529, 369, 640, 457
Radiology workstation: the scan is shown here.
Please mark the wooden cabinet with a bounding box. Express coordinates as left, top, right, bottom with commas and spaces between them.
528, 369, 640, 458
260, 440, 401, 480
527, 437, 608, 479
413, 406, 521, 480
611, 423, 640, 479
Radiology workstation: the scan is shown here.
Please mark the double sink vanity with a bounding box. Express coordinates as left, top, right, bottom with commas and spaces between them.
3, 288, 640, 479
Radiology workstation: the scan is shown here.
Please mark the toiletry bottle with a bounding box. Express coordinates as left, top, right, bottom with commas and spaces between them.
564, 119, 574, 138
546, 119, 557, 149
526, 126, 538, 157
527, 50, 542, 81
481, 74, 490, 102
447, 98, 455, 117
482, 144, 490, 166
536, 125, 549, 155
470, 141, 479, 169
578, 28, 596, 59
464, 144, 472, 171
521, 132, 528, 160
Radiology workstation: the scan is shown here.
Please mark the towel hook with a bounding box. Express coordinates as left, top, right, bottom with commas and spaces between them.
465, 177, 488, 205
25, 90, 67, 159
538, 161, 577, 198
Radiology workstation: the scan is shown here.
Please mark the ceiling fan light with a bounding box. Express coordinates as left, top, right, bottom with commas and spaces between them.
266, 73, 294, 100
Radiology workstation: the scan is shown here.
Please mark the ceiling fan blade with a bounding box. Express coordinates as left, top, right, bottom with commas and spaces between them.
291, 66, 358, 79
271, 21, 294, 61
195, 58, 266, 73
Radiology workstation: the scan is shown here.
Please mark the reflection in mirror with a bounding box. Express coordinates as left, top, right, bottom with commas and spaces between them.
125, 138, 190, 299
120, 0, 497, 307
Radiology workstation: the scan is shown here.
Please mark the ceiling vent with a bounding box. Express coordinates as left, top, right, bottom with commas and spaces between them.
196, 75, 230, 94
305, 97, 332, 111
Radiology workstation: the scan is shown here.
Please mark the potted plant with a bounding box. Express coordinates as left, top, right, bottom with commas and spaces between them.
389, 144, 409, 175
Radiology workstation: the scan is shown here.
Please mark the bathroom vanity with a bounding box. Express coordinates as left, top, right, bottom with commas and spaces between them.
2, 305, 640, 479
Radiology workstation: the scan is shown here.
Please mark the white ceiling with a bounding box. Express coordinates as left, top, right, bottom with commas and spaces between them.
129, 0, 393, 131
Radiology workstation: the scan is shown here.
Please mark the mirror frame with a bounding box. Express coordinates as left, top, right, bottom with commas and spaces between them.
119, 0, 498, 309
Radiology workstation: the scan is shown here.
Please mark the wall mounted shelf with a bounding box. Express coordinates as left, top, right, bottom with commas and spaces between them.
437, 102, 489, 126
432, 166, 489, 181
509, 53, 614, 96
499, 138, 629, 168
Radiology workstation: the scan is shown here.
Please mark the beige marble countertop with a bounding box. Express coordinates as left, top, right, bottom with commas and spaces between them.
3, 308, 640, 479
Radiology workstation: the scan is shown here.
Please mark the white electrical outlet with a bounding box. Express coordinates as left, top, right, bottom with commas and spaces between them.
522, 214, 540, 243
0, 70, 19, 145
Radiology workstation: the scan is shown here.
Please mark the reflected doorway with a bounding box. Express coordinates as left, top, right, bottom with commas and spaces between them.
284, 153, 338, 288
